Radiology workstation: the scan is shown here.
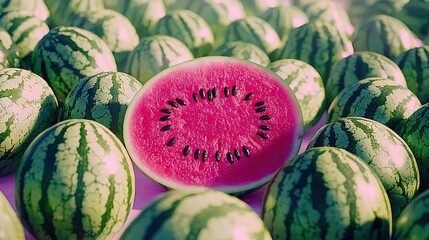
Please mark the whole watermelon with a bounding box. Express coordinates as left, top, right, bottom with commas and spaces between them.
15, 119, 135, 240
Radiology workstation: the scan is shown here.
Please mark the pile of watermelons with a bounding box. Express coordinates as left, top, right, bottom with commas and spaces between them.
1, 0, 429, 239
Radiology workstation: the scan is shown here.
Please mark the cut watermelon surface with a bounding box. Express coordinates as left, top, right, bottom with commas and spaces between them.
124, 57, 303, 194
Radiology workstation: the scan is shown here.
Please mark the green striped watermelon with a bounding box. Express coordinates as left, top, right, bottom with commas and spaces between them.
327, 77, 422, 131
121, 189, 271, 240
113, 0, 166, 38
0, 0, 49, 21
396, 0, 429, 39
15, 119, 135, 240
62, 72, 142, 142
125, 35, 194, 85
152, 9, 214, 58
31, 26, 117, 103
0, 191, 25, 240
0, 68, 58, 176
307, 117, 419, 221
44, 0, 105, 27
262, 146, 392, 239
211, 41, 270, 67
273, 20, 354, 83
0, 27, 19, 69
399, 103, 429, 191
362, 0, 409, 19
221, 16, 282, 55
66, 9, 139, 72
395, 46, 429, 104
303, 1, 354, 37
168, 0, 246, 39
393, 188, 429, 239
241, 0, 286, 16
0, 10, 49, 68
268, 59, 325, 130
260, 6, 309, 43
352, 14, 422, 60
325, 51, 407, 106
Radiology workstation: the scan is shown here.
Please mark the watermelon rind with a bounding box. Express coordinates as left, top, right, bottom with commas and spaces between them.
0, 27, 19, 70
327, 77, 422, 132
307, 116, 420, 221
62, 71, 142, 142
31, 26, 117, 103
0, 68, 58, 176
262, 146, 392, 239
120, 189, 272, 240
125, 35, 194, 85
0, 191, 25, 240
15, 119, 135, 240
211, 41, 271, 67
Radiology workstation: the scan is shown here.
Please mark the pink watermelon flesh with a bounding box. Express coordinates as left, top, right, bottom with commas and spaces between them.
124, 57, 303, 193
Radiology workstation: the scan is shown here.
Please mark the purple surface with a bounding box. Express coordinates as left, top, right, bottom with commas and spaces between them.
0, 114, 326, 239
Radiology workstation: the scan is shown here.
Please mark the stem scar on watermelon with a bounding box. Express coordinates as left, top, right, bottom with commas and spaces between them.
124, 57, 304, 194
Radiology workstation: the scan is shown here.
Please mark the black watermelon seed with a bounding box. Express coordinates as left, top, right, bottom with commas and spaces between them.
160, 116, 171, 121
194, 149, 201, 159
199, 89, 205, 99
260, 115, 272, 120
202, 150, 208, 162
254, 101, 265, 106
193, 93, 198, 102
215, 151, 221, 162
244, 93, 253, 101
257, 132, 268, 139
160, 125, 172, 131
259, 125, 270, 131
183, 145, 190, 156
227, 152, 233, 164
255, 107, 267, 113
242, 146, 250, 158
207, 89, 213, 101
234, 149, 240, 160
160, 109, 172, 114
167, 138, 176, 147
167, 100, 178, 108
176, 98, 186, 106
232, 85, 237, 96
224, 86, 230, 97
212, 87, 218, 97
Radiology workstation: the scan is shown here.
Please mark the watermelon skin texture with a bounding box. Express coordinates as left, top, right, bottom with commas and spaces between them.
274, 20, 354, 83
152, 9, 214, 58
326, 51, 407, 106
221, 16, 282, 55
0, 10, 50, 60
0, 0, 50, 21
393, 188, 429, 240
211, 41, 271, 67
328, 77, 422, 132
124, 57, 303, 194
399, 103, 429, 191
31, 26, 117, 103
260, 6, 308, 44
44, 0, 105, 27
307, 117, 420, 221
262, 146, 392, 240
352, 14, 422, 60
395, 46, 429, 104
0, 27, 19, 70
268, 59, 325, 130
0, 68, 58, 176
120, 189, 272, 240
0, 191, 25, 240
66, 9, 139, 72
62, 71, 142, 143
125, 35, 194, 85
15, 119, 135, 240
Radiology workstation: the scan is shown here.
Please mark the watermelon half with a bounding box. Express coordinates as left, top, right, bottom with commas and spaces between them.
124, 57, 303, 194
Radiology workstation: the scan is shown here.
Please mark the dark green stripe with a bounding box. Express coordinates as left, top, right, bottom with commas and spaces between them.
72, 123, 89, 239
107, 73, 122, 135
354, 54, 370, 82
